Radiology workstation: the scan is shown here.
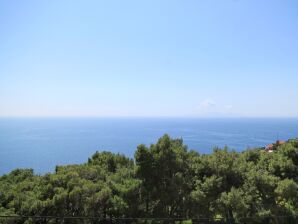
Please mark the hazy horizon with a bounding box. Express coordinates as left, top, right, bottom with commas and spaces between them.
1, 116, 298, 119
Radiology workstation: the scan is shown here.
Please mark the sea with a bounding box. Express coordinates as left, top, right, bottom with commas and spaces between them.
0, 117, 298, 175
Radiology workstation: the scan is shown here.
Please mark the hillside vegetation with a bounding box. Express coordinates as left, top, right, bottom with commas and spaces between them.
0, 135, 298, 223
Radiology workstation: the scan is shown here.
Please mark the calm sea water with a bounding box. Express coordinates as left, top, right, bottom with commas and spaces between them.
0, 118, 298, 175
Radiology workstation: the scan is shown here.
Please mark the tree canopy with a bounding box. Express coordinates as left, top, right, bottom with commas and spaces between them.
0, 135, 298, 223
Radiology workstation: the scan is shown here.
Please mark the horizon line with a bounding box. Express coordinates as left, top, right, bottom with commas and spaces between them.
1, 115, 298, 119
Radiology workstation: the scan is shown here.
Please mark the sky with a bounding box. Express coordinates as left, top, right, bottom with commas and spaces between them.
0, 0, 298, 117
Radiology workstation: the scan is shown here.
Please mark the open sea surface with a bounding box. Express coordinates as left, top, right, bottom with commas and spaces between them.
0, 117, 298, 175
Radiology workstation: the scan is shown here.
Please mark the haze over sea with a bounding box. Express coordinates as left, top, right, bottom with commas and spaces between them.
0, 117, 297, 175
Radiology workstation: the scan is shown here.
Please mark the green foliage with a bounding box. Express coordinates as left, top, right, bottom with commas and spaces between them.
0, 135, 297, 224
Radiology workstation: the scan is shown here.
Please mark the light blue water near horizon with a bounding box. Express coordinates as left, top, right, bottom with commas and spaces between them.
0, 118, 298, 175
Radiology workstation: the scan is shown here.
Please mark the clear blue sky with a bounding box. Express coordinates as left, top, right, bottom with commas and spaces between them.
0, 0, 298, 117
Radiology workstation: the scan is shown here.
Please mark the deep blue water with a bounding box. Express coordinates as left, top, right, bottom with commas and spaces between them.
0, 118, 298, 175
